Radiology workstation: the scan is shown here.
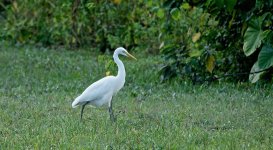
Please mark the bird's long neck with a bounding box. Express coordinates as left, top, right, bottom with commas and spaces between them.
113, 53, 125, 80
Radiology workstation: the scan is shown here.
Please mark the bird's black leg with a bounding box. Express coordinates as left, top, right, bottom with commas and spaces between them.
109, 100, 116, 122
80, 102, 87, 121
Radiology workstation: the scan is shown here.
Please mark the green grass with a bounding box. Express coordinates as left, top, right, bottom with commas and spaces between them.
0, 46, 273, 149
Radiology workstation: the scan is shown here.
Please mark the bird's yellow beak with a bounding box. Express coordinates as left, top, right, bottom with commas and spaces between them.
125, 51, 137, 60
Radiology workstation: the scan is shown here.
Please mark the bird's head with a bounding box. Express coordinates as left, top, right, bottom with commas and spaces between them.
115, 47, 137, 60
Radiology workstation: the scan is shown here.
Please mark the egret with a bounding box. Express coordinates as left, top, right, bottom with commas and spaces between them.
72, 47, 137, 122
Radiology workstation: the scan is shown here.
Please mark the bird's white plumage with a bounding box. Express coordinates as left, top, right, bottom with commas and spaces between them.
71, 47, 135, 112
72, 76, 123, 108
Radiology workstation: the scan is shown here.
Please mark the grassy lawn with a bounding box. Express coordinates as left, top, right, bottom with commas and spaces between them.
0, 46, 273, 149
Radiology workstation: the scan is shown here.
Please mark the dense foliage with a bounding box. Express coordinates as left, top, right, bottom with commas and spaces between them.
160, 0, 273, 83
0, 0, 161, 52
0, 0, 272, 83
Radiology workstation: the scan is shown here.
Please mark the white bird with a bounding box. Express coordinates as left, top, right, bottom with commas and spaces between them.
72, 47, 137, 121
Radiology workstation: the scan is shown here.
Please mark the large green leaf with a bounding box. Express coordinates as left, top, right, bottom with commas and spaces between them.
249, 62, 263, 83
243, 19, 264, 56
257, 45, 273, 69
243, 14, 269, 56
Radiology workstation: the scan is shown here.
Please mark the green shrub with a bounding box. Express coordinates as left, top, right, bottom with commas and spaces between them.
159, 0, 273, 83
0, 0, 74, 45
0, 0, 161, 52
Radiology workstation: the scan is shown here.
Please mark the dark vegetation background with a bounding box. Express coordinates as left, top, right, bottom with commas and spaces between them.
0, 0, 272, 83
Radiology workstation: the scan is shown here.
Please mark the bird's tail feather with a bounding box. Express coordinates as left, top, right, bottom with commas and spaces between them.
72, 96, 81, 108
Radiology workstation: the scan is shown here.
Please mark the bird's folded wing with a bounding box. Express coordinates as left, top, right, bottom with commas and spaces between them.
72, 76, 115, 107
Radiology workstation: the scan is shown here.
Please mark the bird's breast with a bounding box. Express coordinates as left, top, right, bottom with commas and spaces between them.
114, 78, 125, 93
